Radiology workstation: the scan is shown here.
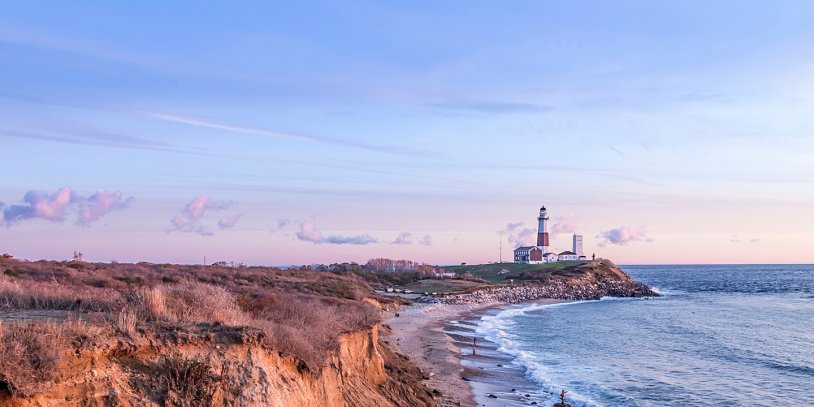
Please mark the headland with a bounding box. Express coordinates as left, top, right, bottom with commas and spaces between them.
383, 259, 658, 407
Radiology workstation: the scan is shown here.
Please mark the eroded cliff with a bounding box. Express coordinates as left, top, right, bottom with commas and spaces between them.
0, 323, 433, 407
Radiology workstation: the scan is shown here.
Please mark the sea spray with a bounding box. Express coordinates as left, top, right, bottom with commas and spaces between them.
475, 301, 603, 407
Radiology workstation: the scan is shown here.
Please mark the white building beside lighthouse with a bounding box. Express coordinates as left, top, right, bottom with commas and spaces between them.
572, 233, 584, 257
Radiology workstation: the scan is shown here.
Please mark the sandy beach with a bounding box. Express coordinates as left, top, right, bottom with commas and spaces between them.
385, 300, 558, 407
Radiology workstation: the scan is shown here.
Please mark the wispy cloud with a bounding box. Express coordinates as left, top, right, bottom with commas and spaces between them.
167, 195, 237, 236
296, 218, 378, 245
140, 111, 436, 157
0, 26, 200, 76
418, 234, 433, 246
466, 163, 663, 187
607, 144, 625, 156
391, 232, 412, 245
506, 222, 524, 231
0, 127, 188, 154
217, 213, 242, 230
270, 218, 293, 234
500, 222, 536, 247
79, 189, 135, 226
597, 226, 651, 246
730, 235, 760, 244
551, 215, 578, 235
425, 100, 555, 115
2, 186, 133, 226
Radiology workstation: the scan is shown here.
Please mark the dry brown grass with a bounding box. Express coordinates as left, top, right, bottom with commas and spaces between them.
0, 256, 390, 384
240, 293, 379, 369
0, 275, 123, 312
136, 286, 166, 321
128, 282, 248, 326
112, 307, 139, 337
165, 281, 248, 326
0, 319, 108, 397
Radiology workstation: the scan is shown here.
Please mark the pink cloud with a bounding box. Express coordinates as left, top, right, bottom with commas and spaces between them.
730, 235, 761, 244
184, 195, 230, 221
167, 195, 235, 236
296, 217, 322, 242
296, 218, 377, 245
218, 213, 242, 230
79, 189, 134, 226
505, 222, 524, 231
2, 186, 132, 226
597, 225, 650, 246
391, 232, 412, 245
501, 222, 536, 247
551, 215, 578, 235
418, 234, 433, 246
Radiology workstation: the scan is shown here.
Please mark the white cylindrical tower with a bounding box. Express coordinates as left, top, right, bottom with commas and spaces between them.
536, 205, 549, 252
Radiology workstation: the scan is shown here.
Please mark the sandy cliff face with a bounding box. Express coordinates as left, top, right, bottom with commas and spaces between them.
0, 324, 433, 407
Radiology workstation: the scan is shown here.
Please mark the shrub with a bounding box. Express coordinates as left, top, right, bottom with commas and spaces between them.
130, 282, 248, 326
0, 318, 110, 396
160, 352, 219, 407
167, 282, 247, 326
136, 286, 167, 321
112, 307, 139, 337
0, 320, 73, 397
241, 293, 380, 369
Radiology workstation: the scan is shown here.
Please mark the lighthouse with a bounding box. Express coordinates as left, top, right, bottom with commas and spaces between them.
537, 205, 550, 253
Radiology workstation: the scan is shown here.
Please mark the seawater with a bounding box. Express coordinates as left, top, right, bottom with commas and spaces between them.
475, 265, 814, 407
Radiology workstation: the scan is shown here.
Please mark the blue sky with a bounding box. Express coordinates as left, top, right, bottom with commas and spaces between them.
1, 1, 813, 264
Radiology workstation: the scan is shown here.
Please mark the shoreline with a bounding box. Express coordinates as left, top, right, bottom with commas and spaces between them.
385, 299, 563, 407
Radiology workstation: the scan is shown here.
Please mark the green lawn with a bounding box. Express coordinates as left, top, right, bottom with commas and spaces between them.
397, 279, 488, 294
390, 261, 591, 294
444, 261, 587, 283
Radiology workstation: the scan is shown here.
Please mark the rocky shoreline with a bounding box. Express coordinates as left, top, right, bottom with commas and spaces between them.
415, 280, 659, 305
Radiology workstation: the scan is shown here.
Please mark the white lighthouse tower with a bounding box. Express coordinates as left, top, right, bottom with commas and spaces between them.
536, 205, 550, 254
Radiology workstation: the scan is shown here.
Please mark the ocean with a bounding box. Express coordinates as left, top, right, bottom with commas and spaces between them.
474, 265, 814, 407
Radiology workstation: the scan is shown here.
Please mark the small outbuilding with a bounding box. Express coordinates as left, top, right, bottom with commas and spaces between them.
514, 246, 543, 264
558, 250, 579, 261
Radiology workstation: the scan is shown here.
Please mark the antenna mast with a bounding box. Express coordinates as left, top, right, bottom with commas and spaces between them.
499, 232, 503, 263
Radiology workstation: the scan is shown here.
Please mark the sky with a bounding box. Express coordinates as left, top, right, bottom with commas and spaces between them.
1, 1, 813, 265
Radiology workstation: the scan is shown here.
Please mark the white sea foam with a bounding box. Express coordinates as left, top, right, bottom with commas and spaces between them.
649, 286, 684, 297
475, 301, 602, 407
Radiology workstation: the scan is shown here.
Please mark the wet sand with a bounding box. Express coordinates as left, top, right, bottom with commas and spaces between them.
385, 300, 559, 407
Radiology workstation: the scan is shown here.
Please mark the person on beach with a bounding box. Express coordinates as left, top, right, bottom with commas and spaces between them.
558, 389, 569, 407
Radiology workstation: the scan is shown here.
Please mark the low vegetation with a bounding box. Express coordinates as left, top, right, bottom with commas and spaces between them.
0, 255, 403, 398
444, 260, 588, 283
0, 319, 108, 397
160, 352, 220, 407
